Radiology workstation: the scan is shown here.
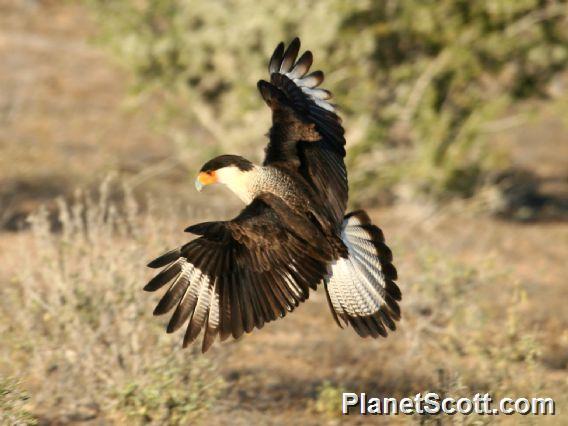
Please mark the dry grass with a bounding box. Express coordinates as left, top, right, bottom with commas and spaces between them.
0, 181, 225, 424
0, 376, 36, 425
1, 187, 566, 424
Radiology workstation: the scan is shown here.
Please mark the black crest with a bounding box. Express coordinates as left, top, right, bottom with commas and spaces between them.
200, 155, 254, 173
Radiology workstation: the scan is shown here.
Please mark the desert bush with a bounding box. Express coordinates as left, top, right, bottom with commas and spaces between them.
0, 180, 225, 424
84, 0, 567, 202
312, 381, 346, 418
298, 243, 565, 422
0, 179, 565, 422
398, 248, 563, 421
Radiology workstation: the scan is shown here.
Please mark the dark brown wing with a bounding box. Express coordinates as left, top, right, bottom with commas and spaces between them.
144, 193, 333, 352
257, 38, 348, 228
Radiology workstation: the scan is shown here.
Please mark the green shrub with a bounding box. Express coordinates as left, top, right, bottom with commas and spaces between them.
313, 381, 345, 418
84, 0, 567, 202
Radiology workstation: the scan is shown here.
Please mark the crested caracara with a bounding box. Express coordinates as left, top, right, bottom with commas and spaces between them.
145, 38, 401, 352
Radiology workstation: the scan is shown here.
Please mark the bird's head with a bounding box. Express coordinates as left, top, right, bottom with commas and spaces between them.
195, 155, 256, 202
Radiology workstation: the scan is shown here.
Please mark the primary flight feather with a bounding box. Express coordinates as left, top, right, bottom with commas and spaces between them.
145, 38, 401, 352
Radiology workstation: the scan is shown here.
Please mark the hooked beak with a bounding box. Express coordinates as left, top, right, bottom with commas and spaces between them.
195, 171, 217, 192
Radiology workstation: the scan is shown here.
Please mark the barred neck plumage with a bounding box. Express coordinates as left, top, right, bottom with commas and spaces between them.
217, 165, 303, 207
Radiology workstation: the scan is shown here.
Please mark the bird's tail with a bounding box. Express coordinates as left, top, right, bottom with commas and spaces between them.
324, 210, 401, 337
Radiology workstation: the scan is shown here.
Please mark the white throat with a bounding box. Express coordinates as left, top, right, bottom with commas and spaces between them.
216, 165, 258, 204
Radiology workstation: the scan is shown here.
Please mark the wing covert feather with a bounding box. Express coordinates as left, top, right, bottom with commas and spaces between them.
258, 38, 348, 226
145, 194, 332, 352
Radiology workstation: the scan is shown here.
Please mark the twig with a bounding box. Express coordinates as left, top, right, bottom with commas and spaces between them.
400, 49, 451, 125
481, 114, 527, 133
505, 3, 568, 38
126, 155, 181, 189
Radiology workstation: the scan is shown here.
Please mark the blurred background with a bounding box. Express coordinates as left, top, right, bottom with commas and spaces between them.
0, 0, 567, 424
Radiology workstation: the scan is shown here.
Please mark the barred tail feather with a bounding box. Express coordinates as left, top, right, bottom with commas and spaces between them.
324, 210, 401, 338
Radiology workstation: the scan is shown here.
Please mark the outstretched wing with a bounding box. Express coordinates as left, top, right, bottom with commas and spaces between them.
257, 38, 348, 228
144, 193, 333, 352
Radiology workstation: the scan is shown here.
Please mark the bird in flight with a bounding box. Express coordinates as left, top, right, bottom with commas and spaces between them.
145, 38, 401, 352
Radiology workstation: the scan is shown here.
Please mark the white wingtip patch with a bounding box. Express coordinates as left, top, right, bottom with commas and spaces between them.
278, 46, 336, 112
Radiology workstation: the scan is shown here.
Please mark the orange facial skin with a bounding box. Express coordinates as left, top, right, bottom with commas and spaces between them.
195, 171, 218, 191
